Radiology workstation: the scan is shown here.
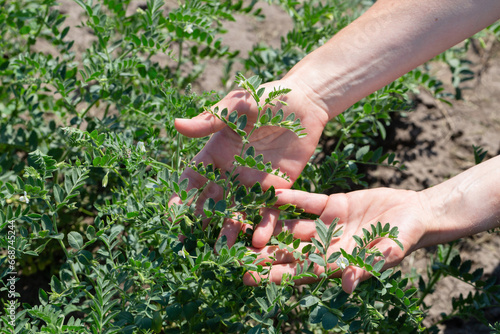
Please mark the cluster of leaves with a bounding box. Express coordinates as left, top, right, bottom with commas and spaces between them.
1, 0, 499, 333
415, 243, 500, 332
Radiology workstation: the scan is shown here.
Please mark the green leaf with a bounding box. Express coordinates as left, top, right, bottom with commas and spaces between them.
363, 103, 372, 114
77, 250, 93, 265
327, 252, 341, 264
245, 155, 256, 167
255, 297, 269, 311
24, 251, 38, 256
53, 184, 65, 203
355, 145, 370, 161
247, 324, 262, 334
214, 200, 226, 213
245, 146, 255, 158
311, 238, 325, 255
166, 303, 182, 321
271, 109, 284, 124
236, 114, 247, 130
349, 320, 362, 332
248, 75, 262, 90
228, 110, 238, 124
380, 268, 393, 280
322, 312, 338, 330
148, 67, 158, 79
315, 219, 328, 248
39, 289, 49, 306
131, 34, 141, 46
308, 253, 325, 267
302, 244, 312, 254
309, 305, 328, 324
266, 283, 278, 304
50, 275, 64, 294
49, 233, 64, 240
6, 183, 15, 194
20, 26, 31, 35
183, 301, 198, 320
342, 306, 359, 321
86, 225, 96, 240
68, 231, 83, 250
299, 295, 320, 308
215, 235, 227, 254
352, 235, 364, 248
257, 87, 265, 98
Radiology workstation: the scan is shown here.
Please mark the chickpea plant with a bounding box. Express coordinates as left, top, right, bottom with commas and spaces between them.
0, 0, 499, 333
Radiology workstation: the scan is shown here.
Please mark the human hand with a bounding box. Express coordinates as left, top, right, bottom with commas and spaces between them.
242, 187, 432, 293
169, 78, 330, 247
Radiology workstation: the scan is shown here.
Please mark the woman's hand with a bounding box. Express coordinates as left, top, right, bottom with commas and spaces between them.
241, 187, 432, 293
169, 79, 330, 248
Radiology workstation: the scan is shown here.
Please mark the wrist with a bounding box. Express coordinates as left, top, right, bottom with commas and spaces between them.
277, 76, 331, 127
418, 156, 500, 248
416, 188, 451, 249
282, 57, 349, 122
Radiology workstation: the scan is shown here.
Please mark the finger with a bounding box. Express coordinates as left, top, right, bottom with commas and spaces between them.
252, 208, 280, 248
248, 243, 310, 265
251, 190, 329, 248
274, 189, 329, 215
175, 88, 255, 138
273, 219, 317, 241
243, 262, 325, 286
219, 217, 245, 249
341, 266, 370, 294
219, 219, 242, 249
175, 110, 226, 138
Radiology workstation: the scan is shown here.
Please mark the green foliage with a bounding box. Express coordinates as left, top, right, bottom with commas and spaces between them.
0, 0, 499, 333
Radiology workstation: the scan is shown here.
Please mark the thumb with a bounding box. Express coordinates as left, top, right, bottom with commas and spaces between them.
175, 110, 226, 138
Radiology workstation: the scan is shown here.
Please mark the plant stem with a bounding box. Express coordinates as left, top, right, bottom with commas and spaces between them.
417, 242, 455, 305
79, 98, 100, 122
45, 206, 81, 284
333, 113, 365, 153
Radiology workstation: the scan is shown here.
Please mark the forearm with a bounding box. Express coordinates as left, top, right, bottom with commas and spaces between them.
418, 155, 500, 248
283, 0, 500, 119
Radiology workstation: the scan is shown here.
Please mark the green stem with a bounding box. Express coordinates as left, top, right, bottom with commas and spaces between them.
417, 242, 455, 305
45, 206, 81, 284
311, 275, 328, 296
151, 159, 173, 170
79, 98, 100, 122
174, 132, 181, 170
79, 207, 95, 216
333, 113, 365, 153
28, 4, 50, 52
176, 40, 183, 75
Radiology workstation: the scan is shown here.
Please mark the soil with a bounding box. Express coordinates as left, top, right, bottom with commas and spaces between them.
29, 1, 500, 332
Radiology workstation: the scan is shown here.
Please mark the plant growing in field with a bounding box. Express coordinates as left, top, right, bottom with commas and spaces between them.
0, 0, 499, 333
